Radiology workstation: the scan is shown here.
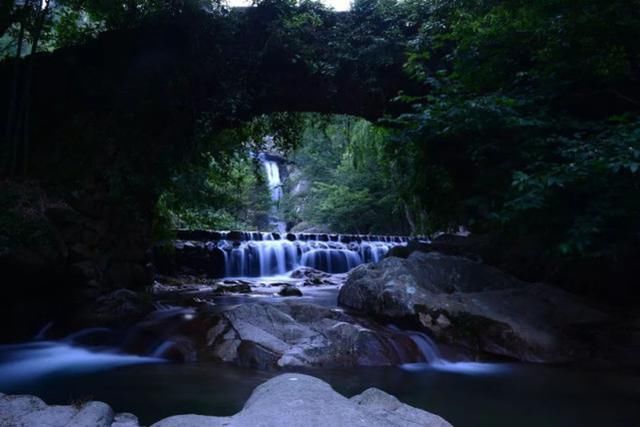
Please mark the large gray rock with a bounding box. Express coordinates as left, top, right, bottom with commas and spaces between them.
206, 301, 420, 368
111, 413, 141, 427
151, 373, 451, 427
351, 387, 451, 427
338, 251, 607, 362
0, 375, 450, 427
0, 394, 124, 427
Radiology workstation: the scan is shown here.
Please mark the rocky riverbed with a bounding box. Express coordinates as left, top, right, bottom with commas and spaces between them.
2, 244, 639, 426
71, 251, 640, 368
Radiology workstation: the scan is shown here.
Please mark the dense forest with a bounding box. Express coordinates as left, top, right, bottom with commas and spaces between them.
1, 1, 639, 425
2, 0, 639, 294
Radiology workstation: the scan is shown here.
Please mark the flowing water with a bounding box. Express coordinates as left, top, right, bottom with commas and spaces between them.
210, 233, 403, 277
261, 156, 286, 233
1, 348, 638, 427
1, 283, 639, 426
2, 224, 638, 426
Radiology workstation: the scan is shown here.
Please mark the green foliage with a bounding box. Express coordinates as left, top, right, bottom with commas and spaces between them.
503, 117, 640, 257
155, 141, 272, 233
0, 0, 225, 54
389, 0, 640, 269
2, 0, 637, 294
283, 115, 411, 234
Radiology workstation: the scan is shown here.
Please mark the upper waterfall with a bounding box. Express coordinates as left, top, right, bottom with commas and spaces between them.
259, 153, 287, 233
264, 160, 283, 202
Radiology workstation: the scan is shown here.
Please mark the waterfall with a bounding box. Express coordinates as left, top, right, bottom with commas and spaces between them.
150, 341, 177, 358
407, 331, 442, 363
212, 234, 403, 278
395, 328, 510, 374
263, 160, 283, 202
261, 156, 286, 233
173, 230, 417, 279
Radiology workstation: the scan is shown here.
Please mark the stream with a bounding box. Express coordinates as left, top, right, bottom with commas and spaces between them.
1, 343, 638, 427
1, 218, 638, 426
1, 273, 639, 426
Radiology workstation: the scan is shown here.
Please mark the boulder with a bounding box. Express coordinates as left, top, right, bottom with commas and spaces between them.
350, 387, 452, 427
111, 413, 141, 427
151, 374, 451, 427
0, 394, 122, 427
79, 288, 155, 327
0, 375, 451, 427
278, 285, 303, 297
290, 267, 346, 286
338, 251, 607, 363
206, 301, 421, 368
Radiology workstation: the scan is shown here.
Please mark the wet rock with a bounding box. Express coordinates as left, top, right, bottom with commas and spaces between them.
151, 374, 451, 427
206, 301, 419, 368
217, 282, 252, 294
226, 231, 245, 241
278, 285, 303, 297
79, 288, 155, 327
289, 266, 330, 280
339, 251, 607, 363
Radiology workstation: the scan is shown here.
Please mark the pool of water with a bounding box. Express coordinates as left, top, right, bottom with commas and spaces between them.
1, 352, 638, 427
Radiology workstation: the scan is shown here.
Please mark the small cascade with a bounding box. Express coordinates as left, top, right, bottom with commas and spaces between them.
407, 331, 442, 364
386, 325, 443, 364
150, 341, 177, 358
396, 328, 510, 375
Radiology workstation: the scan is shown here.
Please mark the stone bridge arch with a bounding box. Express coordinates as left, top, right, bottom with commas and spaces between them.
0, 6, 414, 338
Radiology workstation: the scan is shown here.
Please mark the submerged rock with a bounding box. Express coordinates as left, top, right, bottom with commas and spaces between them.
206, 301, 421, 368
151, 373, 451, 427
217, 282, 252, 294
338, 251, 607, 363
